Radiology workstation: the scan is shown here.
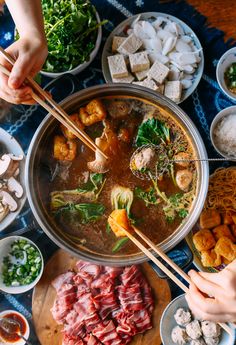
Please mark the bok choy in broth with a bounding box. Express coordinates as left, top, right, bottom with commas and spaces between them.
37, 96, 197, 255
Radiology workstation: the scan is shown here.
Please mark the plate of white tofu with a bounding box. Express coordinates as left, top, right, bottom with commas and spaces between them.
102, 12, 204, 104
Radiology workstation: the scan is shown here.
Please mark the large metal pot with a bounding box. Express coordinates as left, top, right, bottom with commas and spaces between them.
25, 84, 209, 266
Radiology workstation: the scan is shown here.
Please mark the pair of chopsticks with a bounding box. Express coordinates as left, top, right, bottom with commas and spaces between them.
0, 46, 108, 160
110, 217, 233, 336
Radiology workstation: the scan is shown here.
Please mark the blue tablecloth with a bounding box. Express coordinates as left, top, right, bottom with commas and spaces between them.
0, 0, 236, 344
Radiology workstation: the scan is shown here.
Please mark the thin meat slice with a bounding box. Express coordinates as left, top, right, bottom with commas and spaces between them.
76, 261, 102, 278
58, 283, 76, 297
84, 312, 101, 332
115, 311, 136, 336
128, 309, 152, 333
64, 319, 86, 338
51, 298, 70, 324
87, 334, 102, 345
74, 292, 96, 322
93, 291, 119, 320
52, 271, 75, 292
63, 333, 84, 345
140, 279, 154, 314
104, 266, 123, 279
120, 266, 142, 286
117, 284, 144, 312
74, 271, 94, 286
90, 273, 113, 292
93, 320, 123, 345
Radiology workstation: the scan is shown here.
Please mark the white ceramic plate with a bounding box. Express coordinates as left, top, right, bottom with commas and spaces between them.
0, 310, 30, 345
0, 236, 44, 294
0, 128, 26, 231
160, 294, 235, 345
216, 47, 236, 101
40, 11, 102, 78
102, 12, 204, 103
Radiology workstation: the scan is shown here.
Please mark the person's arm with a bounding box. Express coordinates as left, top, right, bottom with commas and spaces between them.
0, 0, 48, 104
186, 260, 236, 322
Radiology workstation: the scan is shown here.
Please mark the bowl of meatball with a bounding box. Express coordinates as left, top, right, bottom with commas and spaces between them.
160, 293, 235, 345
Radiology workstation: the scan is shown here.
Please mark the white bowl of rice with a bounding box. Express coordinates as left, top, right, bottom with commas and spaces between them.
210, 105, 236, 160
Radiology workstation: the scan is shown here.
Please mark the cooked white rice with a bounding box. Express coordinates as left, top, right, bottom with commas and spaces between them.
214, 114, 236, 156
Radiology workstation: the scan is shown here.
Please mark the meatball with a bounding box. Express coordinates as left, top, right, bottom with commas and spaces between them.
201, 321, 220, 338
186, 320, 202, 340
204, 337, 220, 345
171, 326, 189, 345
176, 169, 193, 191
133, 147, 155, 171
174, 308, 192, 327
174, 152, 190, 168
190, 339, 206, 345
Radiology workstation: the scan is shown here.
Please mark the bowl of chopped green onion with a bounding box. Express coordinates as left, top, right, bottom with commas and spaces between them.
216, 47, 236, 101
0, 236, 44, 294
39, 0, 105, 78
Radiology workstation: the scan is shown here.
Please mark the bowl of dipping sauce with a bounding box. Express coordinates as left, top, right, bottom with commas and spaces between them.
216, 47, 236, 101
210, 106, 236, 160
0, 310, 30, 345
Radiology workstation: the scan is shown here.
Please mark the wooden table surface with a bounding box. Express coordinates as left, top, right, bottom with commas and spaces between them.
187, 0, 236, 41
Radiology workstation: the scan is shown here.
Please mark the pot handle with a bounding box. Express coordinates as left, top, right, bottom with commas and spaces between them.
42, 73, 80, 103
149, 239, 193, 280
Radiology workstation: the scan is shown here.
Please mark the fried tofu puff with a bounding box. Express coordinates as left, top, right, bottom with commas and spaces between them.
53, 135, 77, 161
215, 236, 236, 262
200, 209, 221, 229
60, 113, 84, 139
223, 212, 234, 225
108, 209, 131, 237
212, 224, 235, 242
79, 99, 107, 126
201, 249, 222, 267
193, 229, 216, 252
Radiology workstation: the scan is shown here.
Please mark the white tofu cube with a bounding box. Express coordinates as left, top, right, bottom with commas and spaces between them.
129, 52, 150, 73
135, 68, 149, 81
112, 73, 135, 83
147, 61, 170, 84
164, 81, 182, 102
112, 36, 126, 53
157, 84, 164, 94
133, 78, 158, 91
108, 54, 128, 79
117, 33, 143, 55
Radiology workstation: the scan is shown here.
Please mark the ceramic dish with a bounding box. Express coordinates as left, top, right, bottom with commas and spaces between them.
0, 236, 44, 294
216, 47, 236, 101
0, 310, 30, 345
186, 166, 236, 273
210, 105, 236, 160
102, 12, 204, 103
160, 294, 235, 345
0, 128, 26, 231
40, 11, 102, 78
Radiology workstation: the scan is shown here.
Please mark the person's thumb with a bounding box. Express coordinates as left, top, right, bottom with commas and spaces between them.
8, 54, 33, 89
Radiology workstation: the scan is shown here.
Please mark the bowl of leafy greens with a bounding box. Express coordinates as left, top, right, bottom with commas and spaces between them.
40, 0, 105, 77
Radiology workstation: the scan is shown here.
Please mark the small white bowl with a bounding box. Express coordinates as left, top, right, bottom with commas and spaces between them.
40, 11, 102, 78
0, 128, 26, 231
0, 236, 44, 294
216, 47, 236, 101
160, 294, 235, 345
210, 105, 236, 160
0, 310, 30, 345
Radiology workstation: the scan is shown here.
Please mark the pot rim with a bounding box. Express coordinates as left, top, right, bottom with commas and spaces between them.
25, 83, 209, 266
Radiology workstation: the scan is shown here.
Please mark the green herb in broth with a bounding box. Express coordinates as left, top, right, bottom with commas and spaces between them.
134, 187, 160, 206
163, 192, 194, 223
224, 62, 236, 92
136, 118, 170, 147
55, 202, 105, 224
77, 173, 106, 199
112, 237, 129, 253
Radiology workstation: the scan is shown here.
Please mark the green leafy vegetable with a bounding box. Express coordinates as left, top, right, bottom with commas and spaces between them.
112, 237, 129, 253
136, 118, 170, 147
40, 0, 107, 73
55, 202, 105, 224
163, 192, 192, 223
225, 62, 236, 90
111, 185, 134, 215
134, 187, 160, 206
77, 173, 106, 199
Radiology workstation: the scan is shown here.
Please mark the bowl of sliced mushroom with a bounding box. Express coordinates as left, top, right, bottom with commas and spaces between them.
0, 128, 26, 231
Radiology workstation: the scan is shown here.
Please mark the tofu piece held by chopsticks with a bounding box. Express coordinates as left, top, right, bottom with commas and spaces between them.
108, 54, 128, 79
108, 209, 131, 237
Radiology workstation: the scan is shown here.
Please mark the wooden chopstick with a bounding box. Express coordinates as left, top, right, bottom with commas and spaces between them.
0, 47, 108, 160
109, 217, 232, 336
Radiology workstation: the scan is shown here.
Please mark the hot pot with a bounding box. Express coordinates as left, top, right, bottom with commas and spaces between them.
25, 84, 209, 266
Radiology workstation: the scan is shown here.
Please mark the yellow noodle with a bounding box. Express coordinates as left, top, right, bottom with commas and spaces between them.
204, 167, 236, 212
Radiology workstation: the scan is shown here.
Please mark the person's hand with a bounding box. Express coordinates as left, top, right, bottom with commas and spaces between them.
0, 36, 47, 104
186, 260, 236, 322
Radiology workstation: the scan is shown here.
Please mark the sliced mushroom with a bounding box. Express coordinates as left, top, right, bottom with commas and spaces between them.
176, 169, 193, 191
0, 202, 9, 222
87, 137, 109, 174
7, 177, 23, 198
0, 154, 12, 177
0, 191, 18, 211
